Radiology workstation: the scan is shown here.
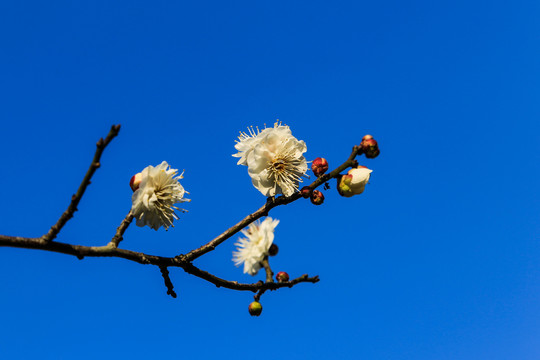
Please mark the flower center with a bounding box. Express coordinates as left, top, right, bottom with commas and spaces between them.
267, 150, 305, 195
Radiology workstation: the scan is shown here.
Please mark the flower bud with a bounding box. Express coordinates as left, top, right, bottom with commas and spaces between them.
129, 173, 143, 192
268, 243, 279, 256
337, 167, 373, 197
300, 186, 312, 199
276, 271, 289, 283
310, 190, 325, 205
311, 157, 329, 177
360, 135, 380, 159
248, 301, 263, 316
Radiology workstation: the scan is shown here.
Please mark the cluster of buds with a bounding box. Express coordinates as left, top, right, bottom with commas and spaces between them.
300, 186, 325, 205
337, 166, 372, 197
360, 135, 380, 159
311, 157, 329, 177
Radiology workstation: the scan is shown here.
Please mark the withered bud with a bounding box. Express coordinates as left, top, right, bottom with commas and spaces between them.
310, 190, 325, 205
300, 186, 312, 199
276, 271, 289, 283
268, 244, 279, 256
360, 135, 380, 159
248, 301, 263, 316
311, 157, 329, 177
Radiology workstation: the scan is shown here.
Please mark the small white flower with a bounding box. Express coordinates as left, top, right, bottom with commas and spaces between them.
131, 161, 190, 230
233, 122, 308, 197
232, 217, 280, 276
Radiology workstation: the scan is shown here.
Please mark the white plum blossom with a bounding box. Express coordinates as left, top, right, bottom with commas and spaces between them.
337, 166, 373, 197
233, 122, 308, 197
232, 217, 280, 276
131, 161, 190, 230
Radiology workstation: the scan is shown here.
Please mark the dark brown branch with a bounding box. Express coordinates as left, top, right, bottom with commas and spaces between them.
183, 145, 361, 262
182, 263, 319, 292
108, 211, 134, 248
0, 234, 177, 265
42, 124, 121, 243
160, 266, 177, 298
0, 234, 319, 293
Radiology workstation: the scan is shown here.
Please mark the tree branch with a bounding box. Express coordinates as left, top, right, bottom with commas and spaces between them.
182, 145, 361, 262
261, 257, 274, 283
0, 125, 367, 305
42, 124, 121, 243
108, 211, 134, 248
0, 234, 319, 293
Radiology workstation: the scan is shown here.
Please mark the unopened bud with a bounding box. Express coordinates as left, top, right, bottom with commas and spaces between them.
248, 301, 263, 316
310, 190, 325, 205
337, 174, 354, 197
311, 157, 329, 177
360, 135, 380, 159
276, 271, 289, 282
337, 167, 373, 197
130, 173, 143, 191
268, 243, 279, 256
300, 186, 312, 199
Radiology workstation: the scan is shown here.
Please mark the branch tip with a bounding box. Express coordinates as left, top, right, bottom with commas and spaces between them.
160, 266, 177, 298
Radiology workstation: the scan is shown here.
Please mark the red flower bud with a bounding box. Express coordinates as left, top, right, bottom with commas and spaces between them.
248, 301, 263, 316
311, 157, 329, 177
276, 271, 290, 283
310, 190, 325, 205
300, 186, 312, 199
360, 135, 380, 159
129, 173, 143, 191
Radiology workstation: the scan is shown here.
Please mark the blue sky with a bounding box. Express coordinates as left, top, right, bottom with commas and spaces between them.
0, 1, 539, 359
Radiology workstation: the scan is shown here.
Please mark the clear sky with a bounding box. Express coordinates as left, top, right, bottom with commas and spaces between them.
0, 1, 539, 359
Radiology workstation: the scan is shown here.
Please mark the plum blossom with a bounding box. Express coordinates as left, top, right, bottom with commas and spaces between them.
131, 161, 190, 230
232, 217, 279, 276
233, 122, 308, 197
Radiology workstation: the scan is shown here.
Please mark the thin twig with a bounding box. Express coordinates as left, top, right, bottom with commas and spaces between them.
182, 263, 319, 292
261, 257, 274, 283
160, 266, 177, 298
108, 211, 134, 248
42, 125, 121, 243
